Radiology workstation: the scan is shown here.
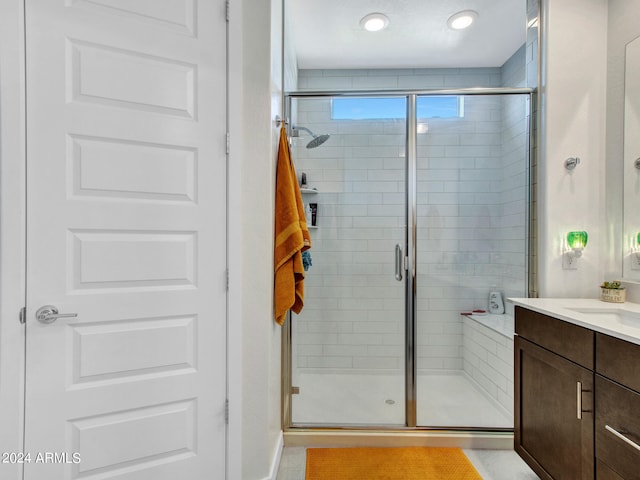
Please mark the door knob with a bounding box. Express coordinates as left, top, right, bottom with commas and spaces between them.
35, 305, 78, 324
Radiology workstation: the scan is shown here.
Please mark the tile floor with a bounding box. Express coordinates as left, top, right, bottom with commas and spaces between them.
276, 446, 540, 480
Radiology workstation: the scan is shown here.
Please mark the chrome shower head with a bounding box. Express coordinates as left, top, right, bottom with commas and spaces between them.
292, 126, 330, 149
306, 134, 330, 149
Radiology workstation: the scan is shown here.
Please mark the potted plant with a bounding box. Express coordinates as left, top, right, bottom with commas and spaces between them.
600, 280, 626, 303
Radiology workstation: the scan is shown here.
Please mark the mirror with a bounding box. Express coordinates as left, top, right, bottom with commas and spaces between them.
623, 35, 640, 281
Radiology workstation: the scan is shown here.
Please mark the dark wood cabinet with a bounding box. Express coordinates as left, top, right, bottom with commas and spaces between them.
515, 306, 640, 479
595, 334, 640, 478
515, 335, 594, 479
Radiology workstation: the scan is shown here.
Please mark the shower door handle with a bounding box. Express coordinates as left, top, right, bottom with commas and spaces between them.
395, 244, 403, 281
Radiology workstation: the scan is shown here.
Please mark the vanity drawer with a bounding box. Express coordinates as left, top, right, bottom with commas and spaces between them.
596, 333, 640, 393
515, 306, 594, 369
595, 375, 640, 478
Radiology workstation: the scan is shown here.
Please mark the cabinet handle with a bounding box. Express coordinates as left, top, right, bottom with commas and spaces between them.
605, 425, 640, 452
576, 381, 592, 420
577, 382, 582, 420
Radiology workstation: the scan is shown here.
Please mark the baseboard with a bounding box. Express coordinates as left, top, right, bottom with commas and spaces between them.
266, 431, 284, 480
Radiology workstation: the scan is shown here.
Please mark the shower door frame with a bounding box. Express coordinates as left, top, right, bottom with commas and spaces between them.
283, 87, 535, 432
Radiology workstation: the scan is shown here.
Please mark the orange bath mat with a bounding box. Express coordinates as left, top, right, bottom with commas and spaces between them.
305, 446, 482, 480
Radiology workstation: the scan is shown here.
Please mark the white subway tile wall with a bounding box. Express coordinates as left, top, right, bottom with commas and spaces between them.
290, 46, 527, 424
292, 105, 407, 373
463, 317, 515, 416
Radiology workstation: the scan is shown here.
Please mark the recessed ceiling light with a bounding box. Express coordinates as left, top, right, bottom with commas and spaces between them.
447, 10, 478, 30
360, 13, 389, 32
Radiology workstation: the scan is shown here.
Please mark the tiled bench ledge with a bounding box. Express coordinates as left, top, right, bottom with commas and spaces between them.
462, 314, 514, 418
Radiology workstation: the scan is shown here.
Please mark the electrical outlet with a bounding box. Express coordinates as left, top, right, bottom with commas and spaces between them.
563, 253, 578, 270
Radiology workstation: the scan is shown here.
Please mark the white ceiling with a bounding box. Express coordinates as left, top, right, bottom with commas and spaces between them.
287, 0, 527, 70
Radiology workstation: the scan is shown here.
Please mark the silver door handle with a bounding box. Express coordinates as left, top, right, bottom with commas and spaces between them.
35, 305, 78, 324
395, 244, 403, 282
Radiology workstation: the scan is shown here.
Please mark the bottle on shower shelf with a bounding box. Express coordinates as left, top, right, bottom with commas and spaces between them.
305, 203, 312, 225
309, 203, 317, 226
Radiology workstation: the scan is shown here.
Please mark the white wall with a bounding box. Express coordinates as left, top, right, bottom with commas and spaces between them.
606, 0, 640, 303
229, 0, 284, 478
537, 0, 608, 298
535, 0, 635, 301
297, 68, 502, 91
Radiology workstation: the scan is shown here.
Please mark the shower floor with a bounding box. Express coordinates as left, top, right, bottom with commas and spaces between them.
291, 371, 512, 428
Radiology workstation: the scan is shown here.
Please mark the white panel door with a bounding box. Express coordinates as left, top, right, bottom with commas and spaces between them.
24, 1, 227, 479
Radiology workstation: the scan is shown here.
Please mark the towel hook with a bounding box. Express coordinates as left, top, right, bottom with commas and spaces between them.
565, 157, 580, 170
275, 115, 288, 127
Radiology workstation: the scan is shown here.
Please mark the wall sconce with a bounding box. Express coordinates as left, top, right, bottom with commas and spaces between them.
563, 231, 588, 269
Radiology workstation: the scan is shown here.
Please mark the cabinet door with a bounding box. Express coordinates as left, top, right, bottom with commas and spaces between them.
515, 337, 594, 480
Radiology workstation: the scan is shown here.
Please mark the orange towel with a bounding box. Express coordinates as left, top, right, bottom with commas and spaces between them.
274, 126, 311, 325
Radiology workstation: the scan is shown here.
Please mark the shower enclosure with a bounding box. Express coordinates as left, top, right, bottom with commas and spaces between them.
284, 88, 532, 431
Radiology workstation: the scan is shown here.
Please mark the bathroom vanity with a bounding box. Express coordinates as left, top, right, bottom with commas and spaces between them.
511, 299, 640, 480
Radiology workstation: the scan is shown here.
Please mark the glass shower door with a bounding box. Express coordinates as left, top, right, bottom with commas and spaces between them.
414, 93, 530, 428
288, 95, 408, 426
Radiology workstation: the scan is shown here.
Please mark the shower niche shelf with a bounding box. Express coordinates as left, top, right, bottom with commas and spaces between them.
301, 188, 318, 228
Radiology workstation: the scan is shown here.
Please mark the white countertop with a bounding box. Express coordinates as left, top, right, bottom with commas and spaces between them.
508, 298, 640, 346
